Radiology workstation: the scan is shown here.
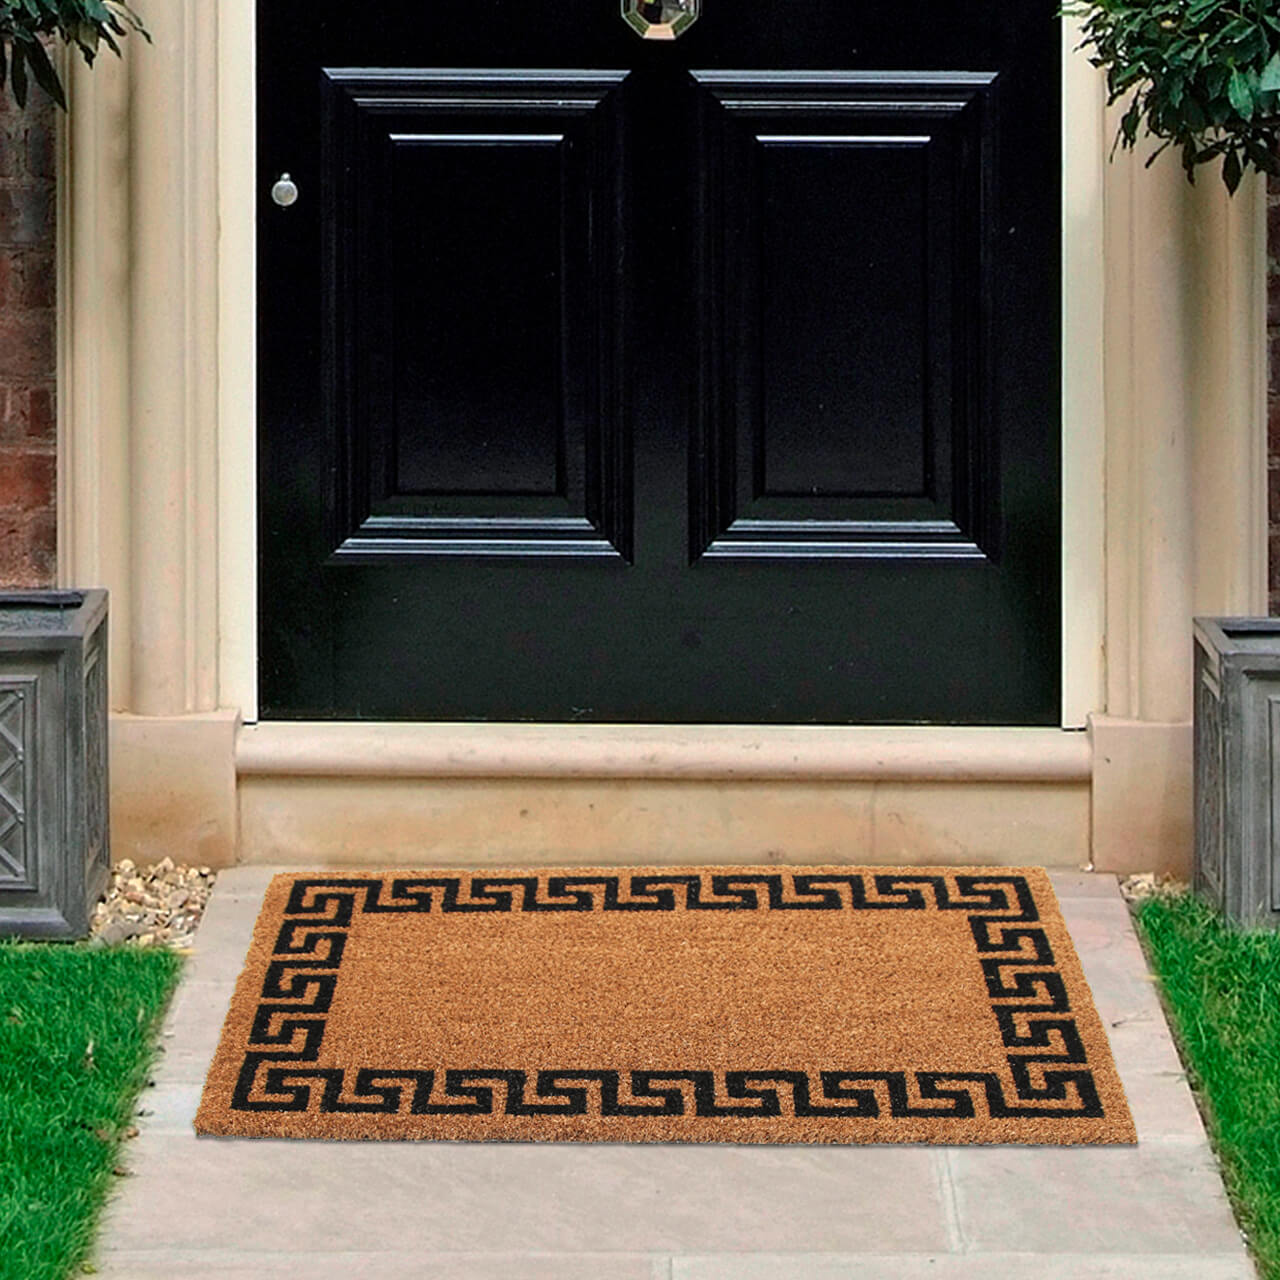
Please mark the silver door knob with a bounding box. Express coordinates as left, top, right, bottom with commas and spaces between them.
271, 173, 299, 207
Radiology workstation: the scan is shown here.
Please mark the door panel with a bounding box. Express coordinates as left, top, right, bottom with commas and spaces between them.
691, 73, 995, 561
258, 2, 1061, 723
322, 72, 630, 561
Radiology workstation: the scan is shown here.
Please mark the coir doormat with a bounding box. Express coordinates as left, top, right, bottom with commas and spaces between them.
195, 866, 1136, 1144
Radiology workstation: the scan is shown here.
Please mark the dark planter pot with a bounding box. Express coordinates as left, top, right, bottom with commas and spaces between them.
0, 589, 109, 938
1193, 617, 1280, 930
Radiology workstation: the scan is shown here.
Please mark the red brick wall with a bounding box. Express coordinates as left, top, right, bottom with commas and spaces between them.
1272, 177, 1280, 614
0, 91, 56, 588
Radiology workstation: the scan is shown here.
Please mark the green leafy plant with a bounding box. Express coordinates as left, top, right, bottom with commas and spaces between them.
1066, 0, 1280, 193
0, 1, 148, 110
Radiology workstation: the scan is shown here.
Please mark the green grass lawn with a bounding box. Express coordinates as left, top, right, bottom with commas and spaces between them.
1134, 890, 1280, 1279
0, 942, 182, 1280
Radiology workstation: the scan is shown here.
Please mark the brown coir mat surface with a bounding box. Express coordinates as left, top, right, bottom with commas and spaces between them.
195, 866, 1136, 1145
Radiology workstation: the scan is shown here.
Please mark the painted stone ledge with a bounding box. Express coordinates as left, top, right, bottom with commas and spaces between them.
237, 775, 1091, 868
235, 724, 1092, 869
1089, 715, 1192, 878
110, 712, 240, 869
236, 723, 1092, 782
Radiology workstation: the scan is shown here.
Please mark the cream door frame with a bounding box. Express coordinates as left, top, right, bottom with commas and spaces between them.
55, 2, 1267, 870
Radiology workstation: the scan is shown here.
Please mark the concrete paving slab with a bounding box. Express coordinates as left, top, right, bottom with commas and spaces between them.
98, 1138, 950, 1255
945, 1140, 1248, 1255
91, 870, 1257, 1279
1057, 899, 1187, 1052
148, 980, 239, 1084
1111, 1063, 1212, 1142
129, 1081, 203, 1132
207, 865, 287, 897
92, 1251, 1262, 1280
94, 1251, 668, 1279
1046, 869, 1125, 899
178, 890, 263, 984
673, 1253, 1257, 1279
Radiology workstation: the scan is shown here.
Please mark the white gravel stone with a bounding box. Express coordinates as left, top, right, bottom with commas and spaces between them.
1119, 872, 1190, 903
88, 860, 218, 950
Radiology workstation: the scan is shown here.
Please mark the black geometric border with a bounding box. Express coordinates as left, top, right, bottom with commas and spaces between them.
229, 872, 1107, 1121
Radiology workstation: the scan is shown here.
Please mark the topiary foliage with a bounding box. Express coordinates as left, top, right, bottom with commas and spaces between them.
1066, 0, 1280, 193
0, 0, 148, 110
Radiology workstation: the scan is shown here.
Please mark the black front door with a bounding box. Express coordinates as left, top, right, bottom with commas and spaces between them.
258, 1, 1061, 723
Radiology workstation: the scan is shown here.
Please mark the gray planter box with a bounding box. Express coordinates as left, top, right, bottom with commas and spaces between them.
1193, 616, 1280, 930
0, 589, 110, 938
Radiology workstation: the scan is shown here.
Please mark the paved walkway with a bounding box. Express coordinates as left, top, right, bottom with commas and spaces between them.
93, 868, 1257, 1279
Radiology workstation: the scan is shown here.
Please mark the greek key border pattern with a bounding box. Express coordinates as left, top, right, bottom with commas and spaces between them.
229, 873, 1107, 1121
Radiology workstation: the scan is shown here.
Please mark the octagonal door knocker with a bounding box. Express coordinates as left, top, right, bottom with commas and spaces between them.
623, 0, 700, 40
